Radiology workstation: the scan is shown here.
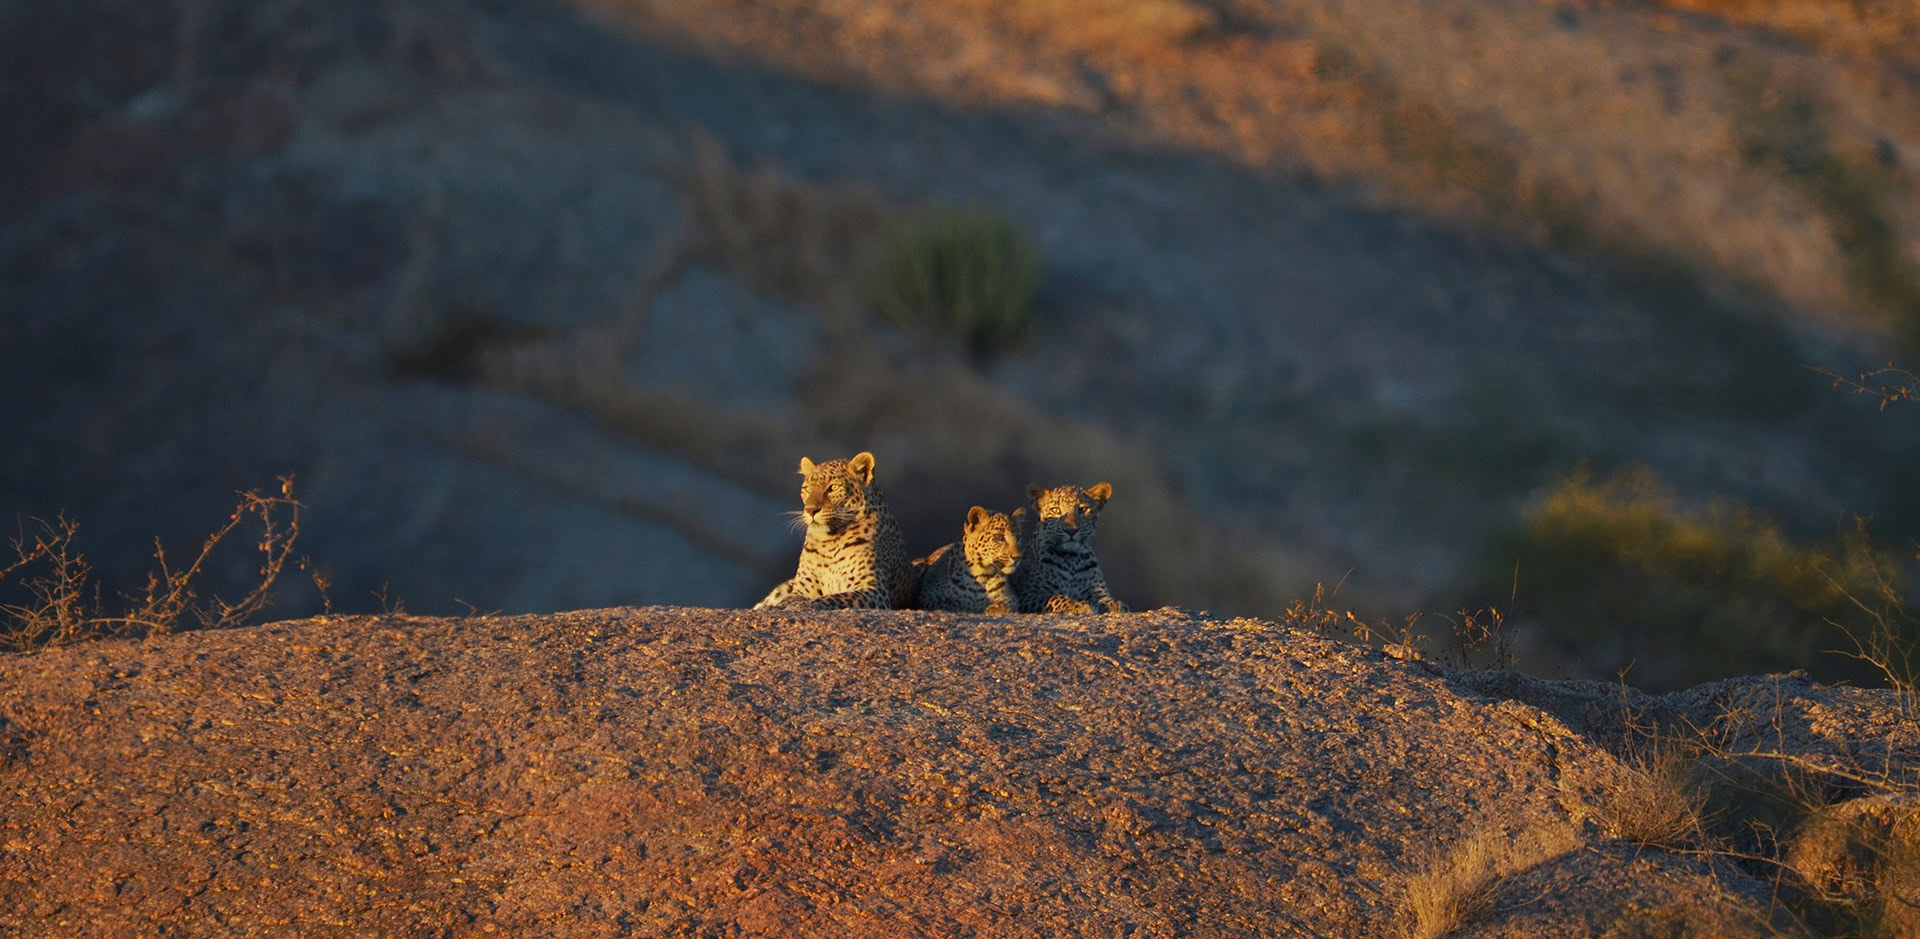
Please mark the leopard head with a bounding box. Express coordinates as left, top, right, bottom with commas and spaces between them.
962, 505, 1022, 577
794, 451, 879, 536
1025, 482, 1111, 547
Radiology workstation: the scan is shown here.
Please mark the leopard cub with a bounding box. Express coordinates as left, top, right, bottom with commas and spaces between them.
1011, 481, 1126, 614
914, 505, 1024, 614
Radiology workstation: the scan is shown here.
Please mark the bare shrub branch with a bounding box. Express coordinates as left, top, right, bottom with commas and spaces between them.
1, 477, 307, 652
1811, 364, 1920, 411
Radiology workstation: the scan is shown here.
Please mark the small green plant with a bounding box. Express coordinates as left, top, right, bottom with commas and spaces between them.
871, 204, 1043, 357
0, 477, 315, 651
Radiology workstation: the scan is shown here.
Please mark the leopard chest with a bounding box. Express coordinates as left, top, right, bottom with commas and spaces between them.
1022, 540, 1096, 590
800, 516, 883, 592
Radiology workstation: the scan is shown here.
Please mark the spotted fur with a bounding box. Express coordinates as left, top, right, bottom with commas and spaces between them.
754, 452, 913, 610
1011, 481, 1126, 614
915, 506, 1024, 614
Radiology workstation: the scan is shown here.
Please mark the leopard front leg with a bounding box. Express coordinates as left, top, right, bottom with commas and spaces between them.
1042, 595, 1097, 615
753, 578, 798, 610
1087, 572, 1127, 613
982, 580, 1018, 615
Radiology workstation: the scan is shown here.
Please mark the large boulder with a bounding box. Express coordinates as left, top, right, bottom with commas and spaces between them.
0, 608, 1857, 935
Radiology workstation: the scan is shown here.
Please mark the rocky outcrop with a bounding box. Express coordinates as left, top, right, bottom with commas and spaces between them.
0, 608, 1903, 936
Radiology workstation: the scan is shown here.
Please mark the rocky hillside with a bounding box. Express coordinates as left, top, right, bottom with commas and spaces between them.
7, 0, 1920, 689
3, 608, 1912, 936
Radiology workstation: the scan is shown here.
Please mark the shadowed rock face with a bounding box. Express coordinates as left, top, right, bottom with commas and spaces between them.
0, 609, 1871, 935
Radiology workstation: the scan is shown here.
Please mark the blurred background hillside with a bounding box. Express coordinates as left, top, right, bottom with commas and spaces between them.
4, 0, 1919, 690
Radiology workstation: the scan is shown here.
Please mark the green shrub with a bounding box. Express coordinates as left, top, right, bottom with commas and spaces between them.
1486, 466, 1903, 689
870, 204, 1043, 357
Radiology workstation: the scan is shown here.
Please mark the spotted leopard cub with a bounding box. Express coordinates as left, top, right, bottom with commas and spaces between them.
914, 506, 1025, 614
754, 452, 913, 610
1012, 482, 1126, 614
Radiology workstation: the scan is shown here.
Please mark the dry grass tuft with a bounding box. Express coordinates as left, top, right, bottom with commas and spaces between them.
1281, 580, 1427, 652
1401, 821, 1581, 939
0, 477, 315, 652
1403, 829, 1503, 939
1599, 739, 1708, 847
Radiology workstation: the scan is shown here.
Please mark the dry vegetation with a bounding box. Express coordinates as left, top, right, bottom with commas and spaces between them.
589, 0, 1920, 338
1786, 794, 1920, 935
1401, 822, 1581, 939
1820, 364, 1920, 411
0, 478, 314, 652
1597, 736, 1708, 847
1691, 728, 1920, 934
1422, 362, 1920, 933
1392, 692, 1917, 935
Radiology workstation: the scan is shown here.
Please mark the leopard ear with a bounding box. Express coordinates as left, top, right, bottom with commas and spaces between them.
798, 456, 815, 475
849, 451, 876, 485
1027, 484, 1046, 503
966, 505, 989, 530
1086, 482, 1113, 504
1011, 507, 1026, 521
